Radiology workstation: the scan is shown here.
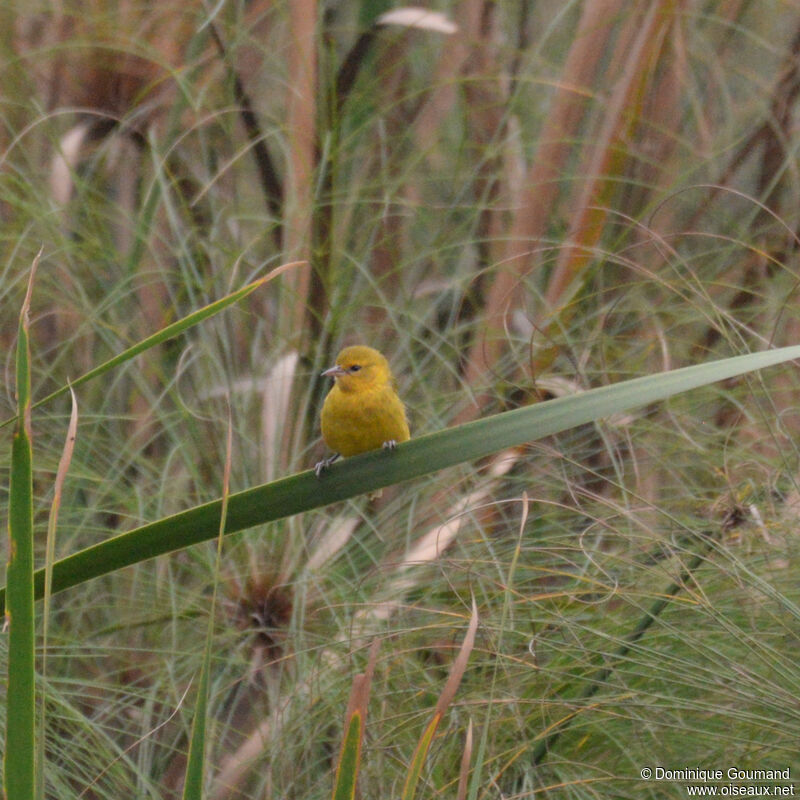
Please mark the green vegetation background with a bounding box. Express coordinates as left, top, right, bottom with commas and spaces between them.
2, 1, 800, 797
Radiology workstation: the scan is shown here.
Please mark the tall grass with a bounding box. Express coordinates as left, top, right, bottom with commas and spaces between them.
2, 1, 800, 797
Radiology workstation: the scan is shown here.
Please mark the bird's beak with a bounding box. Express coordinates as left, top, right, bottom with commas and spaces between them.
321, 364, 347, 379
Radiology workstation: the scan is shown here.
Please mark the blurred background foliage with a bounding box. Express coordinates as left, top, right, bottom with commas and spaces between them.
2, 0, 800, 796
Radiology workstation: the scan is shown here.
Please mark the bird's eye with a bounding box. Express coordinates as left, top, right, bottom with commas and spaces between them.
349, 364, 362, 372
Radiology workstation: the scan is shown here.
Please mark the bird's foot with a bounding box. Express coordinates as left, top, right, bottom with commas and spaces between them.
314, 453, 341, 478
381, 439, 398, 450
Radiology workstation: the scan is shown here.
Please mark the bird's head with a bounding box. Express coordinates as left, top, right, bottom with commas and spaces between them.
322, 345, 392, 393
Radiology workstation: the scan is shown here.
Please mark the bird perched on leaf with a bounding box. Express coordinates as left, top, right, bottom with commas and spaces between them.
315, 345, 410, 477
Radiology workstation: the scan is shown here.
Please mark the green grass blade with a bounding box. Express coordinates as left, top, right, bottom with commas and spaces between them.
331, 710, 364, 800
182, 408, 233, 800
401, 600, 477, 800
182, 665, 210, 800
401, 718, 437, 800
0, 262, 303, 430
4, 251, 40, 800
331, 640, 379, 800
1, 344, 799, 610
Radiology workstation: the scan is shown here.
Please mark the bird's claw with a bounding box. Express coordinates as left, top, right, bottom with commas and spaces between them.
314, 453, 341, 478
382, 439, 398, 450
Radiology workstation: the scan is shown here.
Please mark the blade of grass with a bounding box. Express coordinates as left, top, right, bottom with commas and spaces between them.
1, 344, 799, 611
542, 2, 672, 315
331, 639, 380, 800
0, 261, 304, 430
182, 404, 233, 799
4, 249, 40, 800
456, 718, 473, 800
38, 384, 78, 800
401, 598, 478, 800
282, 0, 316, 340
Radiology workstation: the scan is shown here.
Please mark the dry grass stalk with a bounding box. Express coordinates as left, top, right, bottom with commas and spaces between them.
282, 0, 317, 341
541, 2, 677, 318
209, 716, 273, 800
361, 33, 415, 332
457, 0, 626, 420
412, 0, 484, 152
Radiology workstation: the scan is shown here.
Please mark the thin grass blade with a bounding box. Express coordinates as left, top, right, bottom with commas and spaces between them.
182, 405, 234, 799
4, 250, 40, 800
38, 384, 78, 799
331, 639, 380, 800
401, 599, 478, 800
456, 718, 473, 800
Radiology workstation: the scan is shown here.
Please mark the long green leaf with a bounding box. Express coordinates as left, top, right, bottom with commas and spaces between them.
5, 251, 40, 800
1, 344, 799, 610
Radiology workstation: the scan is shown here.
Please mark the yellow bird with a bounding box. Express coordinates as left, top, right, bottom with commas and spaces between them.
315, 345, 410, 477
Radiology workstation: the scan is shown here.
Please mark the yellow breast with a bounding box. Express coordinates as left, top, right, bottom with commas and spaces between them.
321, 382, 410, 457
